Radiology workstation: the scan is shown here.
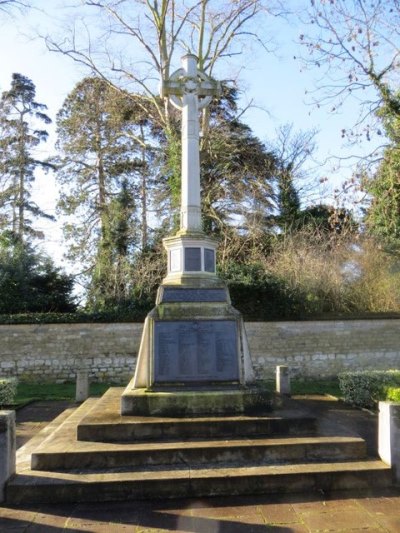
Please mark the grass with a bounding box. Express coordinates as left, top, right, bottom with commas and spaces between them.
260, 378, 341, 397
13, 382, 116, 406
1, 379, 342, 408
290, 379, 341, 397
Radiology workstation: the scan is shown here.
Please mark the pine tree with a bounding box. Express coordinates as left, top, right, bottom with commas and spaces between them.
0, 231, 76, 313
55, 77, 158, 303
0, 73, 53, 241
363, 95, 400, 248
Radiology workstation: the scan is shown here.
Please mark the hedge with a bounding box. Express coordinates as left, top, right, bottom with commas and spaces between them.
338, 370, 400, 408
385, 387, 400, 402
0, 310, 148, 325
0, 378, 18, 406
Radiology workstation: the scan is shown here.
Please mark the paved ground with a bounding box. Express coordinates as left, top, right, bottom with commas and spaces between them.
1, 396, 399, 532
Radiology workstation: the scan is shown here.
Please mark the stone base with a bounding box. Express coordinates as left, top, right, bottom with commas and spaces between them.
130, 284, 255, 394
6, 388, 393, 504
379, 401, 400, 484
0, 410, 15, 503
120, 386, 273, 417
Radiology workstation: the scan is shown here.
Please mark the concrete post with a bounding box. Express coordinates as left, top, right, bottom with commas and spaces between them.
379, 401, 400, 484
76, 370, 89, 402
0, 410, 16, 502
276, 365, 291, 395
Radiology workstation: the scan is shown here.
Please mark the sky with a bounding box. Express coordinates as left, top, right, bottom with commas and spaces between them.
0, 1, 377, 267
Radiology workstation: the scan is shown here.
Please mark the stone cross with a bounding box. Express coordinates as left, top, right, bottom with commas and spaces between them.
161, 54, 219, 232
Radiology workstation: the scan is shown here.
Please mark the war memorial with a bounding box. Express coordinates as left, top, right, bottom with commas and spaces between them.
121, 53, 260, 416
2, 56, 393, 503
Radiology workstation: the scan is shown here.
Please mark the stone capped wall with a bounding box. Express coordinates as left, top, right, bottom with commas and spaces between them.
246, 320, 400, 379
0, 323, 142, 383
0, 320, 399, 383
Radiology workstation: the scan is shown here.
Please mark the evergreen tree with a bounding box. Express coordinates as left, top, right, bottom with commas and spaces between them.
276, 165, 301, 231
87, 179, 139, 309
0, 232, 76, 313
55, 77, 157, 303
0, 73, 53, 241
268, 125, 317, 233
363, 96, 400, 248
200, 86, 276, 238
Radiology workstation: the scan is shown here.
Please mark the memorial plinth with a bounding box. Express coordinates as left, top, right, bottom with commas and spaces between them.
121, 55, 259, 416
120, 279, 259, 415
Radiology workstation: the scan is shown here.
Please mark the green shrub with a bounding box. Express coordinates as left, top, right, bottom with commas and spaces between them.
219, 261, 306, 320
0, 308, 148, 325
385, 387, 400, 402
0, 378, 18, 406
338, 370, 400, 408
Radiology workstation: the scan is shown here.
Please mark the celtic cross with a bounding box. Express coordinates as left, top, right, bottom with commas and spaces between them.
161, 54, 219, 232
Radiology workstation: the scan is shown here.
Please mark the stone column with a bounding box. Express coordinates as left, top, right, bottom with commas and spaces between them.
379, 401, 400, 484
0, 410, 16, 502
180, 54, 202, 231
161, 54, 217, 233
276, 365, 291, 395
76, 369, 89, 402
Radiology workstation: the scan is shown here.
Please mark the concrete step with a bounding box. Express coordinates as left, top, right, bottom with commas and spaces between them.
77, 388, 317, 442
31, 435, 367, 471
9, 388, 392, 505
78, 414, 318, 442
7, 460, 392, 504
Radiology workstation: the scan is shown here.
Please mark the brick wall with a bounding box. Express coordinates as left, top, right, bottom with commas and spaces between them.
0, 320, 399, 383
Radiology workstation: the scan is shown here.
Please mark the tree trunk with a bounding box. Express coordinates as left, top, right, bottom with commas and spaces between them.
140, 124, 148, 251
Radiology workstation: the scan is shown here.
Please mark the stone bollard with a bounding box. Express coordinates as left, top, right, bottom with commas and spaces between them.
379, 401, 400, 484
0, 410, 16, 503
276, 365, 291, 395
76, 369, 89, 402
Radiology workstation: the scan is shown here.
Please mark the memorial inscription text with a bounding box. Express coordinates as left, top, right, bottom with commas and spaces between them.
154, 320, 238, 382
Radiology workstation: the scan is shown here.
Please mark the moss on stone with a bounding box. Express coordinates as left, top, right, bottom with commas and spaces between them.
121, 387, 273, 417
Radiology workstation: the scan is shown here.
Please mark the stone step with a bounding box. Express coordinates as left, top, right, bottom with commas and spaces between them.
77, 388, 317, 442
31, 435, 367, 471
121, 385, 274, 416
7, 460, 392, 504
78, 414, 318, 442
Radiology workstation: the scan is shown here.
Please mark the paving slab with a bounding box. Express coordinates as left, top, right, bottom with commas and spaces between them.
1, 393, 397, 530
2, 488, 400, 531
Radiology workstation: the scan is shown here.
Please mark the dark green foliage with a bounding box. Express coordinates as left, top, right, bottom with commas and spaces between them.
201, 86, 276, 234
218, 261, 305, 320
87, 178, 139, 310
338, 370, 400, 408
290, 379, 341, 397
85, 297, 154, 321
363, 147, 400, 247
0, 310, 147, 324
0, 234, 76, 313
0, 73, 53, 241
363, 94, 400, 248
55, 77, 162, 306
14, 382, 113, 405
299, 205, 356, 234
276, 169, 301, 230
86, 240, 163, 315
267, 125, 318, 233
0, 378, 17, 406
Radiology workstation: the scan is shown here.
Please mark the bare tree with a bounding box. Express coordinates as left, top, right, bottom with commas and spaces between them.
43, 0, 285, 249
298, 0, 400, 140
45, 1, 282, 136
267, 123, 322, 209
0, 0, 29, 14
